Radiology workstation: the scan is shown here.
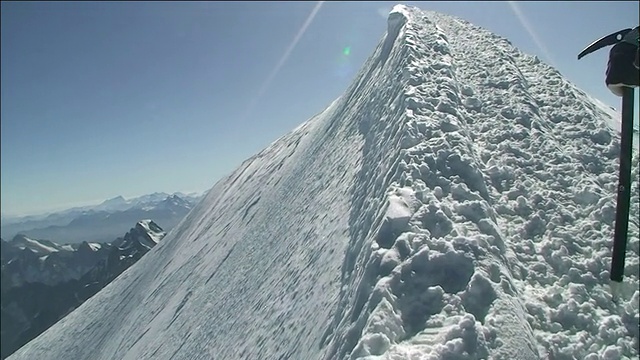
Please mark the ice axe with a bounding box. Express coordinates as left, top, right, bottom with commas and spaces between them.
577, 28, 633, 60
578, 27, 637, 299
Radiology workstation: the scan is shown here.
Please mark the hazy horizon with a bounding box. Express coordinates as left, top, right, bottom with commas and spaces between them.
2, 1, 639, 216
1, 189, 206, 218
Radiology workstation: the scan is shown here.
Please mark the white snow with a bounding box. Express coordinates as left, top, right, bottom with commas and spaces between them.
8, 4, 639, 360
591, 96, 639, 149
13, 236, 61, 255
23, 239, 59, 255
60, 244, 75, 252
137, 219, 166, 245
87, 242, 102, 251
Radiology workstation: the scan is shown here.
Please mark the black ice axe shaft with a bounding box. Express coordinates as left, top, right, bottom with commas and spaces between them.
578, 28, 636, 284
611, 87, 635, 283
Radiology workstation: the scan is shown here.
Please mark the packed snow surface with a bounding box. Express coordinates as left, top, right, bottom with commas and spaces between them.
9, 5, 639, 360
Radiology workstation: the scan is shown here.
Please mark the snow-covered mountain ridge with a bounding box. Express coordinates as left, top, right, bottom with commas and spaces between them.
1, 221, 167, 359
1, 193, 199, 244
113, 219, 166, 256
1, 220, 167, 289
9, 5, 638, 360
1, 235, 109, 288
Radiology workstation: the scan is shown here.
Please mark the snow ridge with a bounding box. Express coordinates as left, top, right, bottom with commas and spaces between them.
322, 7, 543, 359
8, 5, 638, 360
3, 235, 110, 288
321, 7, 639, 360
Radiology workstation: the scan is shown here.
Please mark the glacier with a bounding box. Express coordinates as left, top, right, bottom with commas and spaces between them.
8, 5, 639, 360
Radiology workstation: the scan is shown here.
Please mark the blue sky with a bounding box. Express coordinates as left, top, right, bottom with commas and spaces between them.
1, 1, 638, 216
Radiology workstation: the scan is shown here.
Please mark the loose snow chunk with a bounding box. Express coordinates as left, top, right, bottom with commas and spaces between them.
380, 248, 402, 276
363, 298, 406, 344
375, 194, 413, 249
601, 345, 621, 360
371, 276, 400, 311
353, 293, 404, 359
624, 291, 639, 314
387, 194, 412, 223
461, 272, 497, 322
463, 96, 482, 110
351, 333, 392, 358
410, 314, 490, 360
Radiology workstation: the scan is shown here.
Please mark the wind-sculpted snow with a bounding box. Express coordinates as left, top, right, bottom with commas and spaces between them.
9, 4, 639, 360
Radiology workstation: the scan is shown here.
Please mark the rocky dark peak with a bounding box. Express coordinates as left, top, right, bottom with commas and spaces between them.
76, 241, 94, 255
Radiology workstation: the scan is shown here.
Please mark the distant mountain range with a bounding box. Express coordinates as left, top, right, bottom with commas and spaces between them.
1, 220, 166, 359
0, 192, 204, 244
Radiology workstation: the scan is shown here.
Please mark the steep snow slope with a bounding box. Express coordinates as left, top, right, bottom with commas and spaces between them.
9, 5, 638, 360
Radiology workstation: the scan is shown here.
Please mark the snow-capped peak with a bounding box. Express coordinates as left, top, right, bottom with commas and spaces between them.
114, 220, 166, 252
11, 234, 63, 256
159, 194, 191, 208
136, 219, 166, 245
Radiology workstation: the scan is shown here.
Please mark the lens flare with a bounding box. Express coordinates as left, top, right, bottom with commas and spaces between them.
342, 46, 351, 56
241, 1, 325, 121
507, 1, 556, 67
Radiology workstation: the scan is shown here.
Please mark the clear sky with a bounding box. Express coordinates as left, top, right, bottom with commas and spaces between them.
1, 1, 638, 216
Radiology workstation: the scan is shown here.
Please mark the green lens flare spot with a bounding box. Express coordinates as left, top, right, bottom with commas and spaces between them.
343, 46, 351, 56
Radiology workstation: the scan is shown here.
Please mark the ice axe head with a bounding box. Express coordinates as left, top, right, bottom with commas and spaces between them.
578, 28, 633, 59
